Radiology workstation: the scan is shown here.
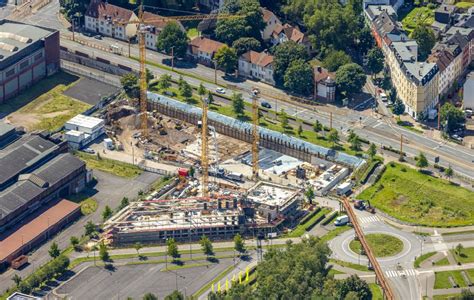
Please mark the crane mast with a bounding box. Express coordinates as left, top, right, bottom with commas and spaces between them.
201, 97, 209, 197
252, 95, 259, 180
138, 4, 148, 137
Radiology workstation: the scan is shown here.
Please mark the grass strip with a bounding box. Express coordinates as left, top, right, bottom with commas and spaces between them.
414, 252, 436, 268
74, 151, 142, 178
192, 265, 236, 298
329, 259, 371, 272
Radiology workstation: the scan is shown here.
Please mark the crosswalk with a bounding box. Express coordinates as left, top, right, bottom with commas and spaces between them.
359, 216, 381, 224
385, 269, 417, 278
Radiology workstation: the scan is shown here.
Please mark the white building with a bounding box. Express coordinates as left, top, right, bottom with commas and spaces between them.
188, 37, 225, 66
143, 12, 185, 51
261, 8, 282, 41
238, 50, 275, 85
85, 0, 138, 41
308, 165, 349, 196
463, 72, 474, 109
65, 115, 105, 149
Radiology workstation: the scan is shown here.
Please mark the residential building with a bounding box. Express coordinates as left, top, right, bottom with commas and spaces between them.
313, 66, 336, 102
270, 23, 313, 54
64, 114, 105, 149
363, 0, 404, 11
238, 50, 275, 85
142, 12, 185, 51
188, 37, 225, 66
85, 0, 138, 41
261, 8, 282, 41
428, 45, 460, 96
463, 71, 474, 109
371, 10, 406, 54
365, 5, 397, 22
435, 5, 456, 25
0, 20, 60, 103
0, 126, 88, 233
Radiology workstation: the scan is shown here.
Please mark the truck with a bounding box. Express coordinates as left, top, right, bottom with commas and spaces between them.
334, 215, 349, 226
11, 255, 28, 270
336, 181, 353, 196
226, 172, 244, 182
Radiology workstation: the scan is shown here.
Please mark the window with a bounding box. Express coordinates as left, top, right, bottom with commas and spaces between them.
34, 52, 43, 62
6, 68, 14, 77
20, 60, 29, 70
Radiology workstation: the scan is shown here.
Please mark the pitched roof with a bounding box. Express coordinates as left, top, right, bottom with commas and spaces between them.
86, 1, 135, 23
428, 48, 455, 72
261, 8, 278, 23
313, 66, 335, 83
273, 24, 306, 43
142, 12, 184, 31
240, 51, 274, 67
189, 37, 225, 55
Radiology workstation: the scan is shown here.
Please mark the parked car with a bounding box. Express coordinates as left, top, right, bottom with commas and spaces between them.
334, 215, 349, 226
82, 148, 95, 154
451, 134, 463, 142
261, 101, 272, 109
215, 87, 226, 94
83, 32, 93, 37
94, 34, 102, 40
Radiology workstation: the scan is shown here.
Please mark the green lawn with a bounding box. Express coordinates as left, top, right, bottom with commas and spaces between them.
451, 247, 474, 264
287, 208, 331, 237
414, 251, 436, 268
66, 192, 98, 215
328, 268, 344, 276
434, 294, 465, 300
329, 259, 371, 272
456, 1, 474, 9
357, 163, 474, 227
401, 7, 435, 34
435, 257, 451, 266
349, 234, 403, 257
434, 270, 471, 289
75, 152, 143, 178
369, 283, 383, 300
320, 226, 352, 244
187, 27, 199, 39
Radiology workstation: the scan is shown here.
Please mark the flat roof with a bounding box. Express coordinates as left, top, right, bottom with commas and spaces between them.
247, 182, 300, 207
0, 123, 15, 139
0, 20, 52, 62
0, 199, 80, 263
66, 114, 104, 129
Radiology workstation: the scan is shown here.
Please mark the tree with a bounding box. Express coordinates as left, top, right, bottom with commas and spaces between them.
328, 129, 340, 147
134, 242, 143, 257
102, 205, 113, 222
336, 275, 372, 300
322, 50, 352, 72
273, 41, 308, 86
440, 103, 465, 132
392, 98, 405, 115
305, 187, 315, 204
348, 131, 361, 151
156, 22, 189, 58
84, 221, 96, 237
445, 165, 454, 181
365, 47, 384, 76
336, 63, 367, 96
207, 91, 215, 105
232, 37, 261, 56
416, 152, 428, 170
167, 238, 179, 261
120, 73, 138, 95
119, 197, 129, 210
164, 291, 184, 300
145, 68, 153, 84
99, 242, 110, 262
179, 81, 193, 101
215, 0, 265, 45
49, 241, 61, 258
234, 233, 246, 256
214, 46, 238, 74
357, 26, 375, 56
70, 236, 80, 250
178, 75, 186, 89
12, 274, 22, 287
143, 293, 158, 300
297, 123, 303, 136
157, 74, 172, 90
232, 93, 245, 116
367, 143, 377, 160
460, 289, 474, 300
456, 243, 464, 256
411, 24, 436, 60
200, 235, 214, 259
198, 82, 207, 97
284, 59, 314, 96
313, 120, 322, 132
279, 109, 289, 128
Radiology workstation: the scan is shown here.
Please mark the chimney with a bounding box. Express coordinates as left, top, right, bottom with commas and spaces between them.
317, 66, 322, 72
419, 62, 424, 76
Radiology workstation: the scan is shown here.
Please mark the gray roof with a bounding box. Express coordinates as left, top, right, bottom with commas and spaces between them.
366, 5, 397, 21
446, 26, 474, 37
0, 135, 58, 188
0, 123, 15, 139
147, 92, 366, 168
33, 153, 85, 186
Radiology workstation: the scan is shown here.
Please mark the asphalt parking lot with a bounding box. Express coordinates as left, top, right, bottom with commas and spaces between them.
63, 77, 119, 106
57, 259, 235, 299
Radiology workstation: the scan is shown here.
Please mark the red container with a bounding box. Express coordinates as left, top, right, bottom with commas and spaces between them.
178, 168, 189, 177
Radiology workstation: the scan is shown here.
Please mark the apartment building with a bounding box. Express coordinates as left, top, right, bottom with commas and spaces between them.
85, 0, 138, 41
261, 8, 282, 41
142, 12, 185, 51
188, 37, 225, 66
238, 50, 275, 85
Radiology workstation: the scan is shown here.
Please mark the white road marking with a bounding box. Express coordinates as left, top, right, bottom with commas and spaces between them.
385, 269, 417, 278
359, 216, 380, 224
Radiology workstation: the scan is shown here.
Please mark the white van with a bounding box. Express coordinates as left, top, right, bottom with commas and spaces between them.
334, 215, 349, 226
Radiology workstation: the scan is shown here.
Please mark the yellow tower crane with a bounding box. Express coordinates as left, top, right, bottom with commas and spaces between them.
201, 97, 209, 197
119, 5, 243, 138
251, 94, 259, 180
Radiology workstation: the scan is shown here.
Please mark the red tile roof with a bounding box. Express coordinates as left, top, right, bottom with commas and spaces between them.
189, 37, 225, 55
241, 50, 274, 67
86, 1, 135, 23
314, 66, 335, 83
0, 200, 80, 263
261, 8, 277, 23
142, 12, 184, 31
273, 24, 306, 43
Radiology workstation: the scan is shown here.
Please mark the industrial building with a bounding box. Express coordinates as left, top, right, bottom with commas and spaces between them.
65, 114, 105, 149
0, 123, 88, 232
0, 20, 60, 103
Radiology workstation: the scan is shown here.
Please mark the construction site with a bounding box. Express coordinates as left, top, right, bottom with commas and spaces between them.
93, 10, 365, 245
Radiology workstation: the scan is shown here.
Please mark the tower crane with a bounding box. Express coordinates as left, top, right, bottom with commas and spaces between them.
201, 96, 209, 197
252, 94, 259, 180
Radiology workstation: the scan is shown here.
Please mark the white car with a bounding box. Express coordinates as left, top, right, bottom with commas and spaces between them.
215, 87, 226, 94
82, 148, 95, 154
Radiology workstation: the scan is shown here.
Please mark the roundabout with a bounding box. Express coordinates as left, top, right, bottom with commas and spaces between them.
349, 233, 404, 258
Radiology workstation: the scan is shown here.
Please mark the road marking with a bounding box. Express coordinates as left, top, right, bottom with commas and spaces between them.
373, 121, 383, 129
359, 216, 380, 224
385, 269, 417, 278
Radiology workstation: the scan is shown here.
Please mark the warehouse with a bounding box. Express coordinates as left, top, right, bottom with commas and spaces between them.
0, 20, 60, 103
0, 199, 80, 270
0, 127, 88, 232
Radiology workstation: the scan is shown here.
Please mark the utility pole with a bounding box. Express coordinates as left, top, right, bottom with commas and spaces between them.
437, 102, 441, 130
171, 46, 174, 71
399, 134, 403, 161
330, 112, 333, 130
214, 60, 217, 84
72, 18, 75, 42
128, 37, 131, 58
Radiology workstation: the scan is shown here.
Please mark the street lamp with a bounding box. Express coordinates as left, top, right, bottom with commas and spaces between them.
170, 46, 175, 71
